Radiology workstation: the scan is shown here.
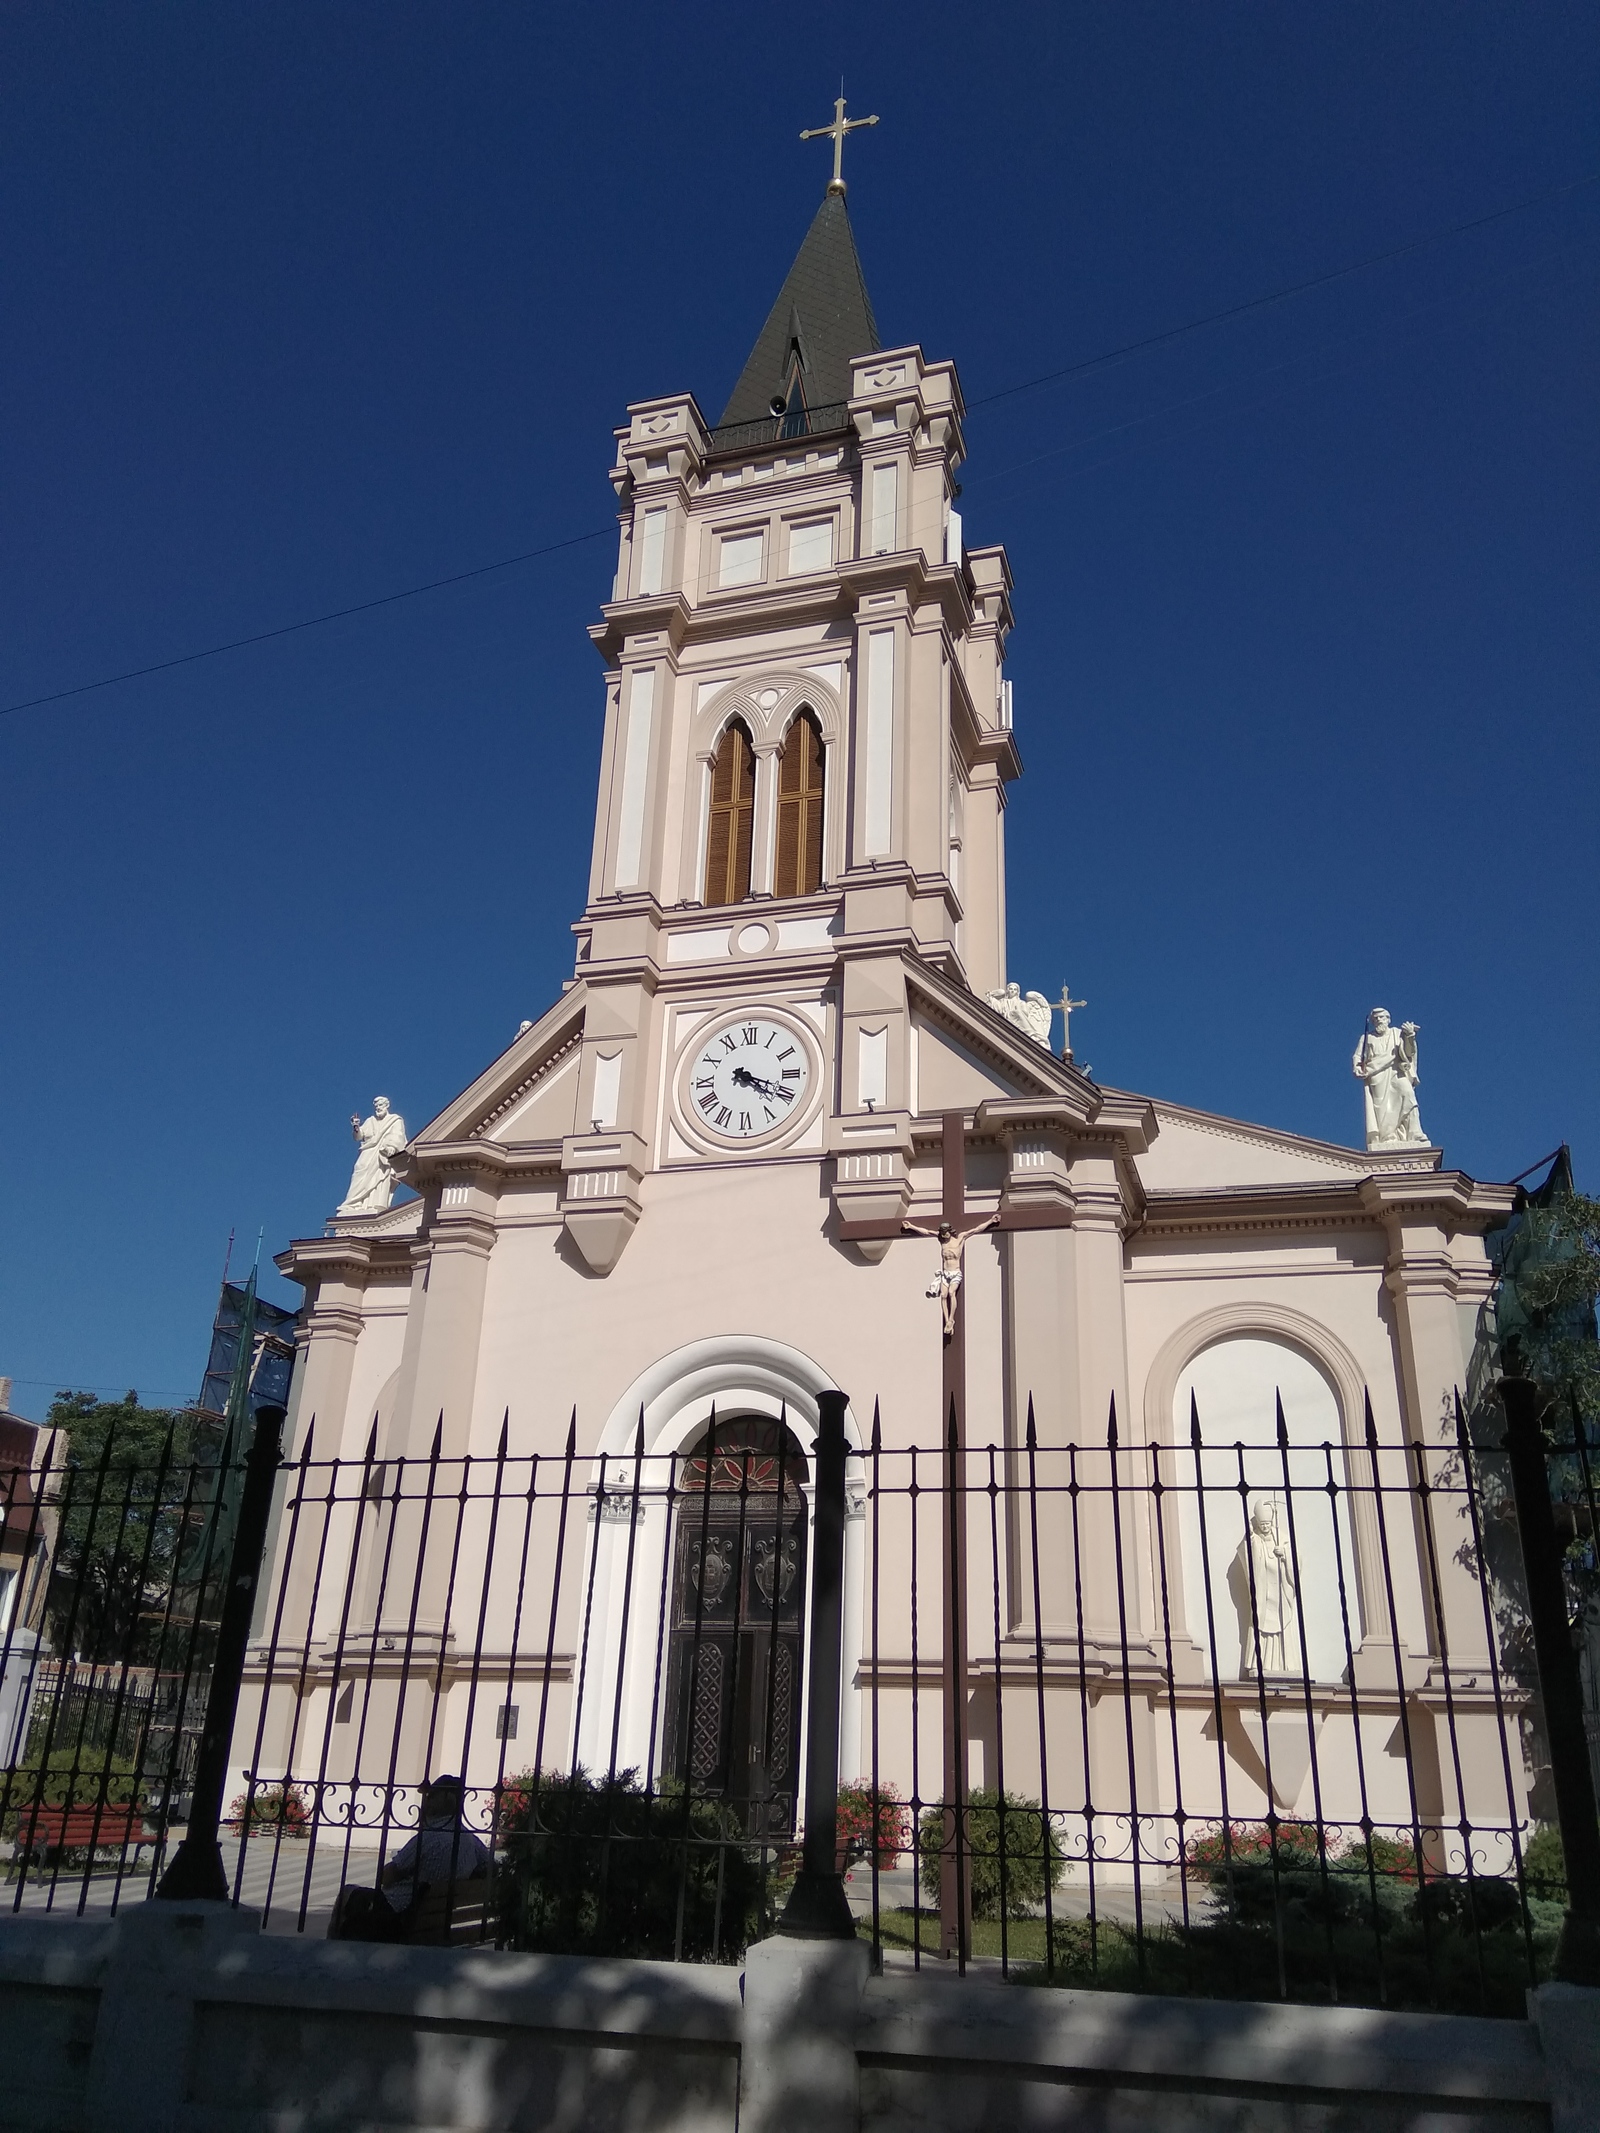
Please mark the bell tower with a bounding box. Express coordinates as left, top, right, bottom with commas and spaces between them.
556, 159, 1023, 1263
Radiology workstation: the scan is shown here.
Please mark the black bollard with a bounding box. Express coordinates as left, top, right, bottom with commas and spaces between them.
778, 1389, 856, 1939
156, 1405, 287, 1903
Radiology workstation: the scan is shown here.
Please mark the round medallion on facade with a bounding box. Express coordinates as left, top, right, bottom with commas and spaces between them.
676, 1011, 818, 1149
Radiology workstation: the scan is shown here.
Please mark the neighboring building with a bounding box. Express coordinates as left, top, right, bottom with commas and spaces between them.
260, 169, 1519, 1864
0, 1380, 62, 1764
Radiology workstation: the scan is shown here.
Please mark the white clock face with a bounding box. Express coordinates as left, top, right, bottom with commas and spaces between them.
686, 1017, 812, 1142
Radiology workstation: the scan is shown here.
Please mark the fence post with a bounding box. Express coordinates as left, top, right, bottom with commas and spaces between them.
154, 1404, 286, 1904
777, 1388, 853, 1939
1500, 1375, 1600, 1985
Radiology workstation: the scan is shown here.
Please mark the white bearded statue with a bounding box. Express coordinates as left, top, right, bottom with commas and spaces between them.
338, 1097, 407, 1216
1352, 1008, 1428, 1150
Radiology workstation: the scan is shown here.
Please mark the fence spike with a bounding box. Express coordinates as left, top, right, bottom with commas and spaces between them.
363, 1415, 379, 1462
1189, 1389, 1203, 1448
947, 1396, 959, 1453
430, 1413, 444, 1458
1025, 1392, 1037, 1452
1454, 1387, 1471, 1453
1363, 1389, 1379, 1448
870, 1397, 881, 1452
633, 1406, 646, 1456
1275, 1390, 1289, 1449
565, 1407, 577, 1456
1106, 1393, 1118, 1450
297, 1416, 316, 1465
496, 1411, 509, 1458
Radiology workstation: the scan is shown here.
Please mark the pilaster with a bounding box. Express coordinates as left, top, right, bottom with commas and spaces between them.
1362, 1171, 1515, 1674
386, 1166, 500, 1457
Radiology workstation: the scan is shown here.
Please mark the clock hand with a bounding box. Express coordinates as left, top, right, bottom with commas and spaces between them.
731, 1065, 784, 1100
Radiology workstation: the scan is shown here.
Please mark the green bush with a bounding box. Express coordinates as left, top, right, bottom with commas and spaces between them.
918, 1788, 1064, 1921
1030, 1902, 1558, 2016
1185, 1821, 1420, 1934
1522, 1824, 1566, 1905
495, 1768, 767, 1962
1019, 1819, 1564, 2017
1, 1746, 147, 1826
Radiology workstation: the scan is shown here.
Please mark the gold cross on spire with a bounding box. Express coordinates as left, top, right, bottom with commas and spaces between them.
800, 94, 879, 197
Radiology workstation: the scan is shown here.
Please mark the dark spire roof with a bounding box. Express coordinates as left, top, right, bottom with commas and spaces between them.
718, 191, 880, 426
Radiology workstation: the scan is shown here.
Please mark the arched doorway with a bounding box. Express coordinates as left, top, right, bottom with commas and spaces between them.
665, 1415, 808, 1835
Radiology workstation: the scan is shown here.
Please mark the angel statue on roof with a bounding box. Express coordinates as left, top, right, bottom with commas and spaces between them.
986, 981, 1052, 1049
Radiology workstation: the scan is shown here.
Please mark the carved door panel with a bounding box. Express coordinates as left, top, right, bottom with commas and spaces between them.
665, 1419, 808, 1837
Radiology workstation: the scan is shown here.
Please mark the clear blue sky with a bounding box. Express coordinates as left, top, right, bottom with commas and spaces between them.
2, 2, 1596, 1412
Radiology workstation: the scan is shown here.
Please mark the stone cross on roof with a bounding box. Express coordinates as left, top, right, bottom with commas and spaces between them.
800, 95, 879, 198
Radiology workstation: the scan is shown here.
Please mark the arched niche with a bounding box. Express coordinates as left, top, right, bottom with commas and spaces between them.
1143, 1307, 1385, 1682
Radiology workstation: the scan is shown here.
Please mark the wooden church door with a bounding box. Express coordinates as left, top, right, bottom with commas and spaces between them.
665, 1417, 808, 1836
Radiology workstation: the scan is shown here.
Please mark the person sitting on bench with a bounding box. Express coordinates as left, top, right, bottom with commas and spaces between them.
331, 1776, 491, 1943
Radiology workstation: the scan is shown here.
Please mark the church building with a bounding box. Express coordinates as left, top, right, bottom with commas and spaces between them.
266, 140, 1519, 1869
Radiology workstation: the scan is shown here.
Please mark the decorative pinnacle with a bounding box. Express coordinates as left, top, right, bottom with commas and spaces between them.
800, 93, 879, 197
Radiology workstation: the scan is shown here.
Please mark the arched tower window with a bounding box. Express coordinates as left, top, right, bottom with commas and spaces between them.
773, 709, 825, 898
704, 719, 755, 906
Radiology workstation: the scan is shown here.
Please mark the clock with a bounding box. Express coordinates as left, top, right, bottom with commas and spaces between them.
680, 1014, 815, 1145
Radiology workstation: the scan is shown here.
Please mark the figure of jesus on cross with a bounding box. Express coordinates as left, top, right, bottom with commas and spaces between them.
902, 1212, 998, 1340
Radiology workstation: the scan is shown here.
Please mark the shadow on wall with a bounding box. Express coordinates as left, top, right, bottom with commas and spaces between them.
186, 1941, 742, 2133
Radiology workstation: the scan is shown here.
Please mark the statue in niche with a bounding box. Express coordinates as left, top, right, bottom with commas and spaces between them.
338, 1097, 408, 1216
1228, 1497, 1299, 1678
987, 980, 1053, 1048
1352, 1008, 1428, 1150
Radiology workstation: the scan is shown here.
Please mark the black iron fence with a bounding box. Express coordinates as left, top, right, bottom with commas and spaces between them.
4, 1383, 1599, 2014
705, 400, 852, 457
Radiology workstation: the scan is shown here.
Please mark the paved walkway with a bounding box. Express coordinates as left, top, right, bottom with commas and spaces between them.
2, 1834, 383, 1936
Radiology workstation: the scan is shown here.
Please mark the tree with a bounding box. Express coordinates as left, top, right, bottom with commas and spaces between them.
1501, 1187, 1600, 1421
41, 1392, 215, 1664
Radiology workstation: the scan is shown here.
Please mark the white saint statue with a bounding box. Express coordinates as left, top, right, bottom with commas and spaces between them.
338, 1097, 407, 1215
1352, 1008, 1428, 1150
1228, 1498, 1298, 1678
986, 981, 1053, 1048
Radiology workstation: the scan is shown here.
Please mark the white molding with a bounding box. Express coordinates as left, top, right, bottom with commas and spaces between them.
595, 1335, 863, 1460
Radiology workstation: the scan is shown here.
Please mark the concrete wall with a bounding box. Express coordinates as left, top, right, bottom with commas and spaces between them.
0, 1906, 1591, 2133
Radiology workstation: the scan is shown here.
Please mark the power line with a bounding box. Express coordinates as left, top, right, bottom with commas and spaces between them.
0, 526, 614, 719
3, 166, 1594, 725
964, 168, 1600, 410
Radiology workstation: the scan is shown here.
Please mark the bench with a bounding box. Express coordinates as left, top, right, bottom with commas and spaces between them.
8, 1803, 156, 1868
408, 1875, 493, 1946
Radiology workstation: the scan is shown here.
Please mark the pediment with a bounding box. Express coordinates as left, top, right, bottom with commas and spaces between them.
416, 991, 586, 1147
906, 971, 1077, 1110
1132, 1096, 1441, 1192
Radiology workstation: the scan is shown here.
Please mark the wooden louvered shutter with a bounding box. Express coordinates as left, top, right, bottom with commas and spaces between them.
774, 713, 825, 897
705, 722, 755, 906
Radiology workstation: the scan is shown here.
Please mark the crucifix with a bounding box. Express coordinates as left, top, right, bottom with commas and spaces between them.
899, 1111, 989, 1960
1052, 983, 1087, 1067
800, 94, 880, 197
